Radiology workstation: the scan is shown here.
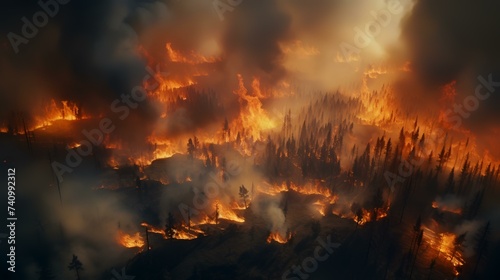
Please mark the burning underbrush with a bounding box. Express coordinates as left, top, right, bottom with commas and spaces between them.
422, 227, 466, 276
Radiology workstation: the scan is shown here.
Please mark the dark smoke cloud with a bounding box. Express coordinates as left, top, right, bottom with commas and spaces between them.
0, 0, 352, 114
401, 0, 500, 86
397, 0, 500, 157
220, 0, 291, 85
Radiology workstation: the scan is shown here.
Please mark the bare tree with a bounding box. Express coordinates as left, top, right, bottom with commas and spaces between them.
239, 185, 249, 208
165, 212, 175, 239
68, 254, 83, 280
473, 221, 490, 276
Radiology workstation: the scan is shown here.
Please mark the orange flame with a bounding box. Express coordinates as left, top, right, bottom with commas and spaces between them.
354, 207, 389, 226
116, 230, 145, 248
141, 222, 201, 240
31, 99, 88, 130
231, 74, 277, 140
431, 201, 462, 215
216, 201, 245, 223
165, 43, 220, 64
266, 231, 292, 244
423, 226, 465, 276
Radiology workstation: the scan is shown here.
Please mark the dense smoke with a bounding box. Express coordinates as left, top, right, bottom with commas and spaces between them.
0, 0, 411, 131
396, 0, 500, 157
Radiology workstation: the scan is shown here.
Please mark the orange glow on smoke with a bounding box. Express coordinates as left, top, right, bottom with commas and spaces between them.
280, 40, 320, 57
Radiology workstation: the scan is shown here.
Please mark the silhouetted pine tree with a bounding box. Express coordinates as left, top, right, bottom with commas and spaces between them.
68, 254, 83, 280
473, 221, 491, 276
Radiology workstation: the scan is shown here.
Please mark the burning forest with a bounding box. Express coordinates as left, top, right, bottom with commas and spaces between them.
1, 0, 500, 279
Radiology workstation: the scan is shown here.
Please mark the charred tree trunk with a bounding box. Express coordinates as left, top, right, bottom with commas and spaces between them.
409, 229, 423, 279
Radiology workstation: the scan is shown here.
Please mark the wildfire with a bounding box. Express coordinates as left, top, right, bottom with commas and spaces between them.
313, 200, 327, 216
266, 231, 292, 244
148, 138, 183, 161
432, 201, 462, 215
260, 181, 334, 198
31, 99, 87, 130
215, 202, 245, 223
231, 74, 277, 140
139, 42, 220, 105
174, 228, 199, 240
364, 66, 387, 79
259, 182, 289, 196
191, 215, 217, 226
423, 226, 465, 276
357, 66, 398, 127
335, 51, 360, 63
230, 201, 247, 210
165, 42, 220, 64
155, 78, 196, 92
67, 142, 81, 149
140, 222, 201, 240
289, 181, 333, 197
354, 207, 389, 226
280, 40, 320, 57
116, 230, 145, 249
